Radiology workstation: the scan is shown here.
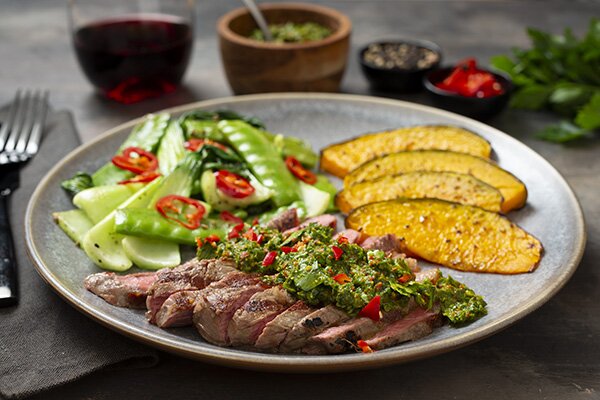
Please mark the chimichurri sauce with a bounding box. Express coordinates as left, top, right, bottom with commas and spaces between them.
249, 22, 332, 43
198, 223, 486, 325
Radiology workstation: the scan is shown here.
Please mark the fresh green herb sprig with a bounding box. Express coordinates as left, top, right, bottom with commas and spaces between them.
491, 18, 600, 142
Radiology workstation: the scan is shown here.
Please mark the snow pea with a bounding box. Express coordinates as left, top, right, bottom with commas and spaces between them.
114, 209, 226, 246
218, 120, 301, 207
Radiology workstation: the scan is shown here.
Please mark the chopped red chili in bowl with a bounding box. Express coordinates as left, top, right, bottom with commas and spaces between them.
434, 58, 504, 98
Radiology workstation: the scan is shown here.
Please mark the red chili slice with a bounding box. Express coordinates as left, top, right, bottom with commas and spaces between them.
118, 171, 161, 185
227, 222, 245, 239
337, 236, 349, 244
220, 211, 244, 225
398, 273, 412, 283
262, 251, 277, 266
185, 138, 229, 152
112, 147, 158, 174
243, 229, 258, 242
215, 170, 255, 199
205, 234, 221, 243
435, 58, 504, 98
333, 273, 351, 284
285, 156, 317, 185
281, 246, 297, 254
358, 295, 381, 322
156, 195, 205, 230
356, 340, 374, 353
256, 234, 265, 244
331, 246, 343, 260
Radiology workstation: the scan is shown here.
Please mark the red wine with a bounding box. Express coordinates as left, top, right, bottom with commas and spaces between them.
73, 16, 193, 103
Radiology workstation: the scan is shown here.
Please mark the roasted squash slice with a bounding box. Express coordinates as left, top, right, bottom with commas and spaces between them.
344, 150, 526, 213
346, 199, 542, 274
336, 171, 503, 214
320, 125, 491, 177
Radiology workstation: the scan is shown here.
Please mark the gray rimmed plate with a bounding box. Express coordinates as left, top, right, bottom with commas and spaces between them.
25, 93, 585, 372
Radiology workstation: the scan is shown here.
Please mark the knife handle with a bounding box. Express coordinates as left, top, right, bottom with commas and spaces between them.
0, 194, 18, 307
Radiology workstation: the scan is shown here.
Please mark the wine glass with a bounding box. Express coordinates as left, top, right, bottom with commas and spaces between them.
68, 0, 195, 104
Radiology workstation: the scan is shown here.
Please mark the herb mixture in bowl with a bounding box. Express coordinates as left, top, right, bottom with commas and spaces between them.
249, 22, 332, 43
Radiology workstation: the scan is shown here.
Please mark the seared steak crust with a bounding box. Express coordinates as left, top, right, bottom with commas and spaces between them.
84, 272, 157, 309
228, 286, 296, 346
254, 301, 314, 351
155, 290, 203, 328
364, 308, 440, 350
307, 317, 379, 354
265, 208, 299, 232
280, 305, 350, 352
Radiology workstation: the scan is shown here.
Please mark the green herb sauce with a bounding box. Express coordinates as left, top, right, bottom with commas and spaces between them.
201, 223, 487, 325
249, 22, 332, 43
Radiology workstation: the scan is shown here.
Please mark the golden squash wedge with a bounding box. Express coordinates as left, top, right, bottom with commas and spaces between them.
320, 125, 491, 177
346, 199, 543, 274
336, 171, 503, 214
343, 150, 526, 213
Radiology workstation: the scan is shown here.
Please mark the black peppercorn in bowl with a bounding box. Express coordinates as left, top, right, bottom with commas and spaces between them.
359, 39, 442, 92
423, 67, 513, 120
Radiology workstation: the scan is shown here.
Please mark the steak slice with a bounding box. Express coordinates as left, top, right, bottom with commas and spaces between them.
333, 229, 362, 244
280, 305, 349, 352
415, 268, 441, 283
265, 208, 299, 232
364, 308, 440, 350
283, 214, 337, 235
193, 274, 266, 346
84, 272, 157, 309
361, 234, 418, 270
155, 290, 203, 328
254, 301, 314, 351
146, 258, 237, 323
228, 286, 296, 346
306, 317, 379, 354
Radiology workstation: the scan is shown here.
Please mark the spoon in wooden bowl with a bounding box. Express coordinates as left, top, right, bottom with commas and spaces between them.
241, 0, 273, 41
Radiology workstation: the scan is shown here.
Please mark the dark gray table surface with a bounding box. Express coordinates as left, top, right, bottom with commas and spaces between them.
2, 0, 599, 399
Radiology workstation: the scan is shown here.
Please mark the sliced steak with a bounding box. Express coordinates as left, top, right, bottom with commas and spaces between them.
283, 214, 337, 235
228, 286, 296, 346
265, 208, 299, 232
333, 229, 362, 244
254, 301, 314, 351
305, 317, 379, 354
84, 272, 157, 309
415, 268, 441, 283
146, 258, 237, 323
280, 305, 349, 352
361, 234, 404, 253
364, 308, 440, 350
193, 274, 267, 346
155, 290, 203, 328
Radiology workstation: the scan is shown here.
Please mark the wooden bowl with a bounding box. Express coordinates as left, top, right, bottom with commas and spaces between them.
217, 3, 351, 94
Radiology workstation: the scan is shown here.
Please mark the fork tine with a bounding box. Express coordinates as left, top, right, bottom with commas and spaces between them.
4, 90, 29, 153
0, 90, 22, 152
15, 90, 39, 154
25, 90, 49, 157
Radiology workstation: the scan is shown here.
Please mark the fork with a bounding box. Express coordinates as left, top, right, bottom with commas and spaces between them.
0, 90, 48, 306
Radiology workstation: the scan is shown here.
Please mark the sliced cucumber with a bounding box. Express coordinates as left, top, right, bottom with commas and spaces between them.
81, 177, 163, 271
200, 170, 273, 211
53, 209, 94, 246
73, 183, 144, 223
299, 181, 331, 217
122, 236, 181, 270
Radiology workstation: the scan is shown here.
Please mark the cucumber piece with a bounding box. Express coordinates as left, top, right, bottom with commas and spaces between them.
314, 174, 338, 212
200, 170, 273, 211
73, 183, 144, 223
299, 181, 331, 217
53, 209, 94, 246
122, 236, 181, 270
81, 177, 163, 271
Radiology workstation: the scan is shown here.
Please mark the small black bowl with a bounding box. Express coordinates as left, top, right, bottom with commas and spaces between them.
423, 67, 513, 120
359, 39, 442, 93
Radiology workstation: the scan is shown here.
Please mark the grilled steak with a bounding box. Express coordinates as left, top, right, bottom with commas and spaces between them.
361, 234, 404, 253
265, 208, 299, 232
415, 268, 441, 283
228, 286, 296, 346
364, 308, 440, 350
280, 305, 349, 352
254, 301, 314, 351
306, 317, 379, 354
333, 229, 362, 244
84, 272, 157, 309
283, 214, 337, 235
193, 274, 266, 346
146, 258, 236, 323
155, 290, 203, 328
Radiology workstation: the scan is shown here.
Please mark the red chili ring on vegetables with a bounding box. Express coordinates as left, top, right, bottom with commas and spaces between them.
185, 138, 229, 152
285, 156, 317, 185
215, 170, 255, 199
156, 195, 206, 230
112, 147, 158, 174
118, 171, 161, 185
